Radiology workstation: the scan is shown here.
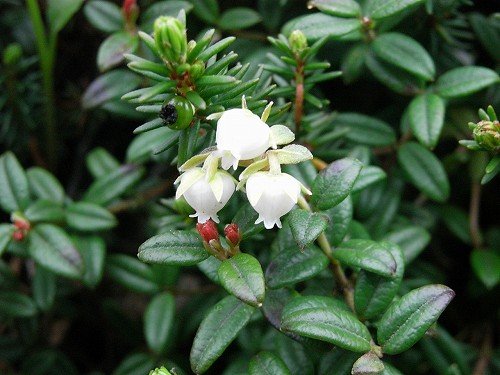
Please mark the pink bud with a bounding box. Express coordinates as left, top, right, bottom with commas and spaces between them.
224, 223, 240, 246
12, 230, 24, 242
196, 220, 219, 243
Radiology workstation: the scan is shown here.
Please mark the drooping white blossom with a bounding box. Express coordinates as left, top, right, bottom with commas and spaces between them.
175, 167, 235, 223
246, 171, 302, 229
215, 108, 271, 170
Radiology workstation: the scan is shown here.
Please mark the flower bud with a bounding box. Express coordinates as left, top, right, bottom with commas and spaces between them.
246, 172, 301, 229
149, 367, 173, 375
289, 30, 308, 53
196, 220, 219, 243
122, 0, 139, 31
216, 108, 271, 170
224, 223, 240, 246
154, 16, 187, 63
190, 60, 205, 80
12, 230, 25, 242
473, 120, 500, 152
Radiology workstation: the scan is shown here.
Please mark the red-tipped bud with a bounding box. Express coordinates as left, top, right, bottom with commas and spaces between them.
224, 223, 240, 247
14, 219, 30, 231
122, 0, 139, 29
12, 230, 25, 242
196, 220, 219, 243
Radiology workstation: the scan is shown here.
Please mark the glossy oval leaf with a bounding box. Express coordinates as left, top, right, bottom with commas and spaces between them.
408, 93, 445, 149
383, 225, 430, 264
308, 0, 361, 17
324, 195, 352, 246
397, 142, 450, 202
470, 250, 500, 289
373, 32, 435, 81
218, 7, 261, 30
288, 209, 329, 250
369, 0, 424, 20
190, 295, 255, 374
0, 291, 38, 318
83, 164, 144, 206
311, 157, 363, 211
27, 167, 65, 204
72, 235, 106, 288
249, 351, 291, 375
85, 147, 121, 179
144, 292, 176, 355
138, 230, 209, 266
24, 200, 65, 223
29, 224, 83, 279
218, 253, 265, 307
333, 239, 398, 277
434, 66, 499, 98
84, 0, 123, 33
334, 112, 397, 147
266, 245, 329, 289
282, 13, 361, 41
377, 284, 455, 354
33, 266, 57, 311
97, 32, 139, 72
106, 254, 159, 294
0, 151, 30, 213
354, 242, 404, 320
47, 0, 84, 35
66, 202, 117, 232
351, 166, 387, 194
280, 295, 372, 352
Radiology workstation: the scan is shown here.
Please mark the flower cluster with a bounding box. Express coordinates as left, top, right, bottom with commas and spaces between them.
175, 97, 312, 229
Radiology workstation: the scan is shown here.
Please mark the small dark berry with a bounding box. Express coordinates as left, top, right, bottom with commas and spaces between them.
159, 104, 178, 125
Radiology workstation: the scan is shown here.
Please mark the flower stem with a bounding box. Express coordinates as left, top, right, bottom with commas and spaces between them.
26, 0, 58, 170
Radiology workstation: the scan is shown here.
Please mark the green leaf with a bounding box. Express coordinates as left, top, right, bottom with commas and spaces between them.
218, 253, 265, 307
85, 147, 121, 179
383, 225, 430, 264
29, 224, 83, 279
352, 352, 385, 375
365, 52, 423, 95
311, 158, 363, 210
282, 14, 361, 41
280, 295, 372, 352
434, 66, 499, 98
0, 224, 14, 256
333, 239, 398, 277
84, 0, 123, 33
266, 244, 329, 289
24, 200, 65, 223
352, 166, 387, 194
218, 7, 261, 30
318, 349, 358, 375
26, 167, 65, 204
354, 242, 404, 320
275, 333, 315, 375
441, 205, 471, 244
0, 151, 30, 213
126, 127, 177, 164
381, 363, 404, 375
144, 292, 175, 355
72, 235, 106, 288
372, 32, 435, 81
66, 202, 117, 232
138, 230, 209, 266
111, 353, 156, 375
190, 0, 219, 24
469, 13, 500, 61
308, 0, 361, 17
83, 164, 144, 206
397, 142, 450, 202
324, 195, 352, 246
33, 266, 56, 311
82, 70, 142, 109
470, 250, 500, 289
0, 291, 37, 318
334, 112, 396, 147
288, 209, 329, 250
97, 32, 139, 72
369, 0, 424, 20
233, 203, 265, 239
249, 351, 291, 375
408, 94, 445, 149
47, 0, 84, 35
106, 254, 159, 294
377, 284, 455, 354
190, 295, 255, 374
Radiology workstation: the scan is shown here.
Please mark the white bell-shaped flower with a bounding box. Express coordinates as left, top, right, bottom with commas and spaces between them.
246, 171, 301, 229
215, 108, 271, 170
175, 167, 235, 223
